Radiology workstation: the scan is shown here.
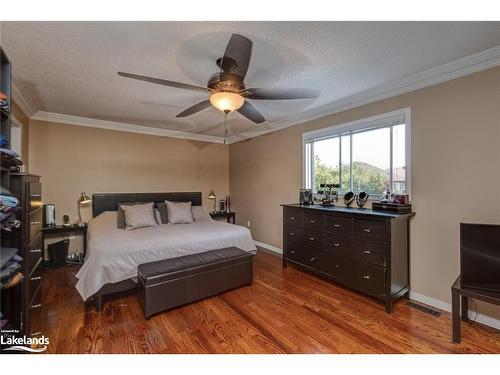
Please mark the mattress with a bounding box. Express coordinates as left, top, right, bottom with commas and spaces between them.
75, 211, 256, 300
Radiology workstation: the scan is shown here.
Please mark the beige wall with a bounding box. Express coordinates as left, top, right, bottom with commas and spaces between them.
29, 120, 229, 224
230, 66, 500, 318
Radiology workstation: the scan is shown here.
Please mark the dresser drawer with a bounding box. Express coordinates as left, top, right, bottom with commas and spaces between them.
27, 232, 43, 274
325, 255, 351, 281
324, 234, 351, 258
27, 181, 42, 211
353, 218, 386, 243
27, 207, 42, 243
303, 212, 323, 231
324, 215, 352, 236
284, 208, 303, 227
351, 240, 386, 266
301, 248, 325, 272
302, 229, 323, 249
352, 262, 386, 296
27, 258, 43, 306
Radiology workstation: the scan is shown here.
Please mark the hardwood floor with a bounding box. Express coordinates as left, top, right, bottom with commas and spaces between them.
39, 249, 500, 354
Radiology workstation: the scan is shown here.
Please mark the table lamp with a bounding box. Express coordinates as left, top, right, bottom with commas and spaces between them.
78, 192, 92, 224
208, 190, 216, 213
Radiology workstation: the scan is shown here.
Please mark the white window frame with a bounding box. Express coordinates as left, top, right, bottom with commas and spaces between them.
302, 108, 412, 198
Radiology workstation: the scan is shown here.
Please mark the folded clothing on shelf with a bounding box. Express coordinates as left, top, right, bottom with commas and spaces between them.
0, 261, 22, 284
0, 148, 19, 158
0, 247, 18, 269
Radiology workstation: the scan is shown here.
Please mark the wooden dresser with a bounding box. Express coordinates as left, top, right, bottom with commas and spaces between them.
282, 204, 414, 313
10, 173, 43, 336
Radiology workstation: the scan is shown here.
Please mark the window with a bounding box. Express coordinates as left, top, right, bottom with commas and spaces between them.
303, 109, 411, 197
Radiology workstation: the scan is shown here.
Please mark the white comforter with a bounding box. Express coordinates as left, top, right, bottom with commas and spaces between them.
75, 211, 256, 300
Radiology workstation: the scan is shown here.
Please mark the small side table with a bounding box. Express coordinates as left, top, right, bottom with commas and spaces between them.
451, 276, 500, 343
210, 211, 236, 224
42, 224, 88, 261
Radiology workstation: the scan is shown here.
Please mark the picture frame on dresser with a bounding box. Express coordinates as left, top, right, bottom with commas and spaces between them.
281, 203, 415, 313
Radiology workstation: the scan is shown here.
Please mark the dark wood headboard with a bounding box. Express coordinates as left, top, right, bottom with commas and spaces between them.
92, 192, 202, 217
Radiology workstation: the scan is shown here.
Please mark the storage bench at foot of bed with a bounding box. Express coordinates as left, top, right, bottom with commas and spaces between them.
137, 247, 254, 318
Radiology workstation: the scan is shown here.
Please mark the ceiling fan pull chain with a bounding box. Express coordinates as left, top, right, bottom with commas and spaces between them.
224, 112, 229, 144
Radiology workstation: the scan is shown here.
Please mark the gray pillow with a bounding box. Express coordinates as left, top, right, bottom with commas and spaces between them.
166, 201, 194, 224
117, 202, 158, 228
192, 206, 212, 222
117, 203, 134, 229
121, 202, 158, 231
155, 202, 168, 224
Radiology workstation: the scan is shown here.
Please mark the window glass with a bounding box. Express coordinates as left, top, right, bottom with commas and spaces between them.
313, 137, 339, 191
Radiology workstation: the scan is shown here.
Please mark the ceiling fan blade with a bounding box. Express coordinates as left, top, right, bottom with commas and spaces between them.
220, 34, 253, 84
237, 100, 265, 124
244, 87, 320, 100
176, 100, 211, 117
118, 72, 207, 93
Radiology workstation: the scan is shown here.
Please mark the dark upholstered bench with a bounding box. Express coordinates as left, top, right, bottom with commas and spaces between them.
137, 247, 254, 318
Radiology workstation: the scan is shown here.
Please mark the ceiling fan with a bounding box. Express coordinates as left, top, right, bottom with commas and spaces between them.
117, 33, 319, 125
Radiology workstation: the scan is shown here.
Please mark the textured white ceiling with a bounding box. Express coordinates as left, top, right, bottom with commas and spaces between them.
2, 21, 500, 138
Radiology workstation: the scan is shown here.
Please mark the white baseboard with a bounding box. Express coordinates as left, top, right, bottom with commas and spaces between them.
254, 240, 500, 330
254, 241, 282, 255
409, 291, 500, 330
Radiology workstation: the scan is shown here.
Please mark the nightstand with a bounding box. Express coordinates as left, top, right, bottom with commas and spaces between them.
42, 224, 88, 261
210, 211, 236, 224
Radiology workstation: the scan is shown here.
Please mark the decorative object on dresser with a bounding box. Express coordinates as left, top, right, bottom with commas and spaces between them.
319, 183, 339, 206
355, 192, 369, 207
9, 173, 44, 337
210, 211, 236, 224
343, 192, 355, 207
299, 189, 313, 206
282, 203, 414, 313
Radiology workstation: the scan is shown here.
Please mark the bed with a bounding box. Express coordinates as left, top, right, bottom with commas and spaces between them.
74, 192, 256, 307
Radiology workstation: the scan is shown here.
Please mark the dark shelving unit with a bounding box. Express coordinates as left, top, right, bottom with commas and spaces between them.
1, 46, 25, 341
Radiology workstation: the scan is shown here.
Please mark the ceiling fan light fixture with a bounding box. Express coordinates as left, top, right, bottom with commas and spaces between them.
209, 92, 244, 113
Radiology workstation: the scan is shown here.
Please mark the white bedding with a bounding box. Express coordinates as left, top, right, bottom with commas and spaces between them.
75, 211, 256, 300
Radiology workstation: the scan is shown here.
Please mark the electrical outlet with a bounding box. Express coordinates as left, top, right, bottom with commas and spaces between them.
247, 221, 251, 228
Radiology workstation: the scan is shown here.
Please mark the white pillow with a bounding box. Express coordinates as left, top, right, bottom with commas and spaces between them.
166, 201, 194, 224
121, 202, 158, 231
192, 206, 212, 222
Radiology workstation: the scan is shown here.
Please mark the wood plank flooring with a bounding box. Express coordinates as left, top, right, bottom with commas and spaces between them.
38, 249, 500, 353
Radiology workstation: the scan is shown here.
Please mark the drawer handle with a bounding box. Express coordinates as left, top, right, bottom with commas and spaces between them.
31, 194, 41, 198
31, 303, 42, 309
363, 228, 371, 233
31, 221, 41, 225
30, 249, 42, 254
289, 232, 295, 236
310, 257, 316, 262
335, 264, 340, 268
333, 224, 340, 228
290, 217, 296, 220
308, 237, 315, 241
333, 243, 340, 247
363, 275, 371, 280
290, 250, 295, 254
309, 220, 316, 223
30, 276, 42, 281
363, 250, 371, 255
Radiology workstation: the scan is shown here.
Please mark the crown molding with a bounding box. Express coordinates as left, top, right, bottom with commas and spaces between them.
227, 45, 500, 144
30, 111, 227, 144
11, 72, 38, 117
